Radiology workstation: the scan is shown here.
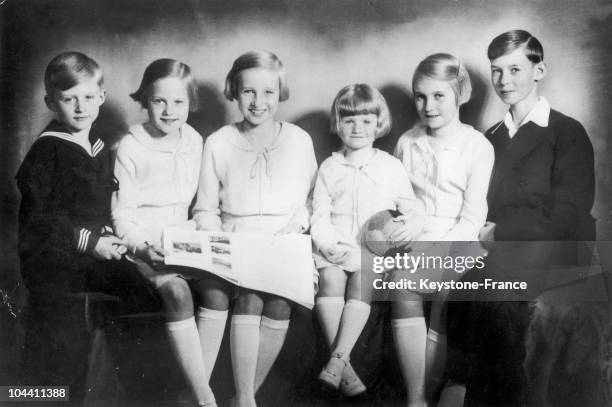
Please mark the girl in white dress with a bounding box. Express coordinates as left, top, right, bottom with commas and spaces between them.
311, 84, 423, 397
392, 53, 494, 406
192, 51, 317, 407
112, 59, 216, 406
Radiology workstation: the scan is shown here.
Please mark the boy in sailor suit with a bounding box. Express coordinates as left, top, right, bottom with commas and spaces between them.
16, 52, 138, 403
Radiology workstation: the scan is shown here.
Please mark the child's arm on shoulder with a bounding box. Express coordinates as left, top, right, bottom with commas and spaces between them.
192, 136, 223, 232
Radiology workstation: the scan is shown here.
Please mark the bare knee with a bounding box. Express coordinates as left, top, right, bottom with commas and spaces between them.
263, 296, 291, 320
193, 276, 231, 310
233, 290, 264, 315
392, 299, 424, 319
345, 271, 372, 303
318, 267, 347, 297
158, 278, 194, 319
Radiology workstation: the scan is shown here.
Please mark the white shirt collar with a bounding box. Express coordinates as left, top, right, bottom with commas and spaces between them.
332, 148, 380, 168
130, 123, 188, 152
503, 97, 551, 138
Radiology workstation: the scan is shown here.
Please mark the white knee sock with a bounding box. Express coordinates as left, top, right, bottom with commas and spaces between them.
253, 317, 289, 392
332, 299, 370, 360
315, 297, 345, 347
197, 307, 228, 381
392, 317, 426, 404
426, 329, 447, 392
230, 315, 261, 401
166, 317, 215, 405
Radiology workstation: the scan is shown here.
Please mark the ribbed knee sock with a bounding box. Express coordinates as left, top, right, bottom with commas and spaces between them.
392, 317, 426, 404
253, 316, 289, 392
166, 317, 215, 405
197, 307, 228, 381
315, 296, 345, 347
230, 315, 261, 402
332, 299, 370, 360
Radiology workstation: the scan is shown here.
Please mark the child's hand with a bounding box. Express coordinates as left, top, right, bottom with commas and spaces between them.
275, 221, 306, 235
322, 244, 349, 264
388, 214, 424, 245
135, 242, 168, 268
93, 235, 127, 261
221, 223, 236, 233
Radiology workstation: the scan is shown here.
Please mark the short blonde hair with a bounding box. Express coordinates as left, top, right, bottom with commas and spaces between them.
412, 53, 472, 106
330, 84, 392, 139
44, 51, 103, 96
224, 51, 289, 102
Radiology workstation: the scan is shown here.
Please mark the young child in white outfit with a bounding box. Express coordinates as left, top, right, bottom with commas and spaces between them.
111, 59, 216, 406
392, 53, 494, 406
192, 51, 317, 407
311, 84, 423, 397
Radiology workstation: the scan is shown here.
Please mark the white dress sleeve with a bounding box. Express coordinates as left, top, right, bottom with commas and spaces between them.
193, 135, 223, 231
310, 161, 341, 251
441, 137, 494, 241
393, 159, 422, 215
111, 138, 149, 252
288, 135, 318, 231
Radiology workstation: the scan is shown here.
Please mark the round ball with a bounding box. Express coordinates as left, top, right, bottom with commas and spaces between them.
362, 210, 407, 256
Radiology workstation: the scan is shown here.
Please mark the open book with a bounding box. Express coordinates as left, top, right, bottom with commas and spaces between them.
163, 227, 316, 309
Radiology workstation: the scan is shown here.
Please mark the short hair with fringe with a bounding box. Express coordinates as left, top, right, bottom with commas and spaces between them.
487, 30, 544, 63
330, 84, 392, 139
130, 58, 198, 111
44, 52, 103, 96
412, 53, 472, 106
224, 51, 289, 102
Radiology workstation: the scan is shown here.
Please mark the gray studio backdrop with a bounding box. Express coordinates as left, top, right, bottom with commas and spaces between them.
1, 0, 611, 382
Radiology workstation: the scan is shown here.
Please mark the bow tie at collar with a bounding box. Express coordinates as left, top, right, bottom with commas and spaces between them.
250, 148, 272, 179
233, 123, 283, 179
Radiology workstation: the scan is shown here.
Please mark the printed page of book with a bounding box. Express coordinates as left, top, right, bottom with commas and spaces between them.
163, 227, 315, 309
162, 227, 240, 285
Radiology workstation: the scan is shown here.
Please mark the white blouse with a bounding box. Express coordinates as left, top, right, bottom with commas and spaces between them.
310, 149, 420, 252
394, 123, 494, 241
193, 122, 318, 234
111, 123, 202, 251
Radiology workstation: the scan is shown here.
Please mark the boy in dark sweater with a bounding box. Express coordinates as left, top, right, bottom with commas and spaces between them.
482, 29, 594, 244
441, 30, 596, 407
